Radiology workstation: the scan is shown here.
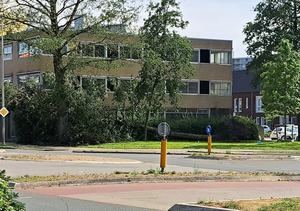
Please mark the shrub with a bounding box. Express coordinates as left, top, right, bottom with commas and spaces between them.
148, 115, 258, 142
0, 170, 25, 211
223, 116, 259, 141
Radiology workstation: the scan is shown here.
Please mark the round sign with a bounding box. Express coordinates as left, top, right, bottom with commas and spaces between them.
157, 122, 170, 137
206, 125, 212, 135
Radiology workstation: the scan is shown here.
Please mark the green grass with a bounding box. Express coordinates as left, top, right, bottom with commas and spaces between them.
80, 140, 300, 151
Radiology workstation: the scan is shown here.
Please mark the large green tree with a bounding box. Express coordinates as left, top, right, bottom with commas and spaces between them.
113, 0, 194, 140
2, 0, 140, 143
243, 0, 300, 87
261, 39, 300, 139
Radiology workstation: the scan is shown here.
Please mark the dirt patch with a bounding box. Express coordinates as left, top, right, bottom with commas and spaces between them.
196, 197, 300, 211
188, 154, 293, 161
2, 154, 139, 163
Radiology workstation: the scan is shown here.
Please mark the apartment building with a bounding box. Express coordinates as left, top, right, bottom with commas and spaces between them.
232, 57, 297, 128
3, 36, 233, 140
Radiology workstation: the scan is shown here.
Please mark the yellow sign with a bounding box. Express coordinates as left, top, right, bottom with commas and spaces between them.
0, 107, 9, 117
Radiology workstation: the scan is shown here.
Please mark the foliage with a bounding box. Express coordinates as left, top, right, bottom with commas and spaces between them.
5, 72, 137, 145
0, 3, 26, 35
112, 0, 194, 141
0, 170, 25, 211
224, 116, 259, 141
261, 39, 300, 120
3, 0, 141, 144
243, 0, 300, 87
148, 115, 258, 141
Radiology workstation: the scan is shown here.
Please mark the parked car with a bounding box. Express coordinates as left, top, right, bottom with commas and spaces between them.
262, 125, 271, 133
270, 126, 298, 140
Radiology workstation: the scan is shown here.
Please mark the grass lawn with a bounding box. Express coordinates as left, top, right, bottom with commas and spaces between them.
81, 140, 300, 151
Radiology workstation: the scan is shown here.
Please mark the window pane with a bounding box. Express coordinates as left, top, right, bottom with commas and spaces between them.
210, 82, 231, 95
107, 44, 118, 58
4, 45, 12, 60
95, 45, 105, 57
19, 42, 29, 57
200, 81, 209, 94
200, 49, 210, 63
190, 50, 199, 62
179, 82, 188, 93
17, 73, 40, 88
188, 82, 198, 94
81, 43, 94, 57
120, 46, 130, 59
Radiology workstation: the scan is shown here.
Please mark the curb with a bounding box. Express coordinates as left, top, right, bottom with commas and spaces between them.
168, 203, 238, 211
13, 175, 300, 189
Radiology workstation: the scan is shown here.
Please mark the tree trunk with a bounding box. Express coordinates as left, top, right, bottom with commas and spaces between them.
53, 54, 69, 144
57, 100, 68, 144
144, 110, 150, 141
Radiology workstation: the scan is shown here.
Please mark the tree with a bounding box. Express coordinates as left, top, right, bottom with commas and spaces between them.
113, 0, 194, 140
243, 0, 300, 87
261, 39, 300, 140
2, 0, 141, 144
0, 1, 26, 35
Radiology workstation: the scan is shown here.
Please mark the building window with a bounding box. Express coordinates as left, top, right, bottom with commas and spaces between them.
256, 96, 263, 113
180, 81, 199, 94
238, 98, 242, 112
210, 51, 231, 64
200, 49, 210, 63
4, 44, 12, 60
17, 72, 41, 88
200, 80, 209, 94
256, 117, 260, 125
210, 82, 231, 96
261, 117, 265, 125
4, 76, 12, 83
190, 50, 199, 63
18, 42, 38, 58
79, 76, 106, 90
291, 116, 297, 125
234, 98, 237, 113
246, 98, 249, 109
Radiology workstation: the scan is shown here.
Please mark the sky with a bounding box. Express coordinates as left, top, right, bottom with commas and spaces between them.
140, 0, 261, 58
176, 0, 261, 58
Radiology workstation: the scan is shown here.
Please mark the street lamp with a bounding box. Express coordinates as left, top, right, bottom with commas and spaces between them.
1, 0, 14, 145
1, 0, 5, 145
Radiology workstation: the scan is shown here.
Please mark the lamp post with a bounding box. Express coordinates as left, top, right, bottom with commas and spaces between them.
1, 0, 5, 145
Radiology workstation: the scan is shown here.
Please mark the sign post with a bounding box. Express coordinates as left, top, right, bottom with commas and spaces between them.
206, 125, 212, 155
157, 122, 170, 172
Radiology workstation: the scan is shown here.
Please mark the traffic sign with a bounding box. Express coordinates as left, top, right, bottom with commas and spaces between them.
157, 122, 170, 137
0, 107, 9, 117
206, 125, 212, 135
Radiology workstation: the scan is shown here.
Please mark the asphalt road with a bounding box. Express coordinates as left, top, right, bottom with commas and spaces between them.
18, 181, 300, 211
2, 148, 300, 210
2, 149, 300, 178
18, 191, 157, 211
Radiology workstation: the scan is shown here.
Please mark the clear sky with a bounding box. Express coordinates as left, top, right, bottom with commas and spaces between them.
176, 0, 261, 58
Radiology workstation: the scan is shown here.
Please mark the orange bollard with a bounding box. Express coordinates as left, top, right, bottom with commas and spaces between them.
208, 135, 212, 155
160, 139, 167, 172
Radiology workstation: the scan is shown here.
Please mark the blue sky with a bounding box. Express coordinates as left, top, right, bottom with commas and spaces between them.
177, 0, 261, 57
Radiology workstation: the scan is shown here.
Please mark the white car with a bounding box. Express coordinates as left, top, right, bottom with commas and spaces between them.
262, 125, 271, 133
270, 126, 298, 140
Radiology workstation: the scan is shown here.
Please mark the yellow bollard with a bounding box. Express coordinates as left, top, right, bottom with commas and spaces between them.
160, 139, 167, 172
208, 135, 212, 155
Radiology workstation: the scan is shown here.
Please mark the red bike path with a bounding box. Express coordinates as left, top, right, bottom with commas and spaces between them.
18, 181, 300, 210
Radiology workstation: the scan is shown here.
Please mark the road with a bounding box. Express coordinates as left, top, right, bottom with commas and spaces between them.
18, 191, 157, 211
2, 149, 300, 178
18, 181, 300, 211
2, 148, 300, 210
